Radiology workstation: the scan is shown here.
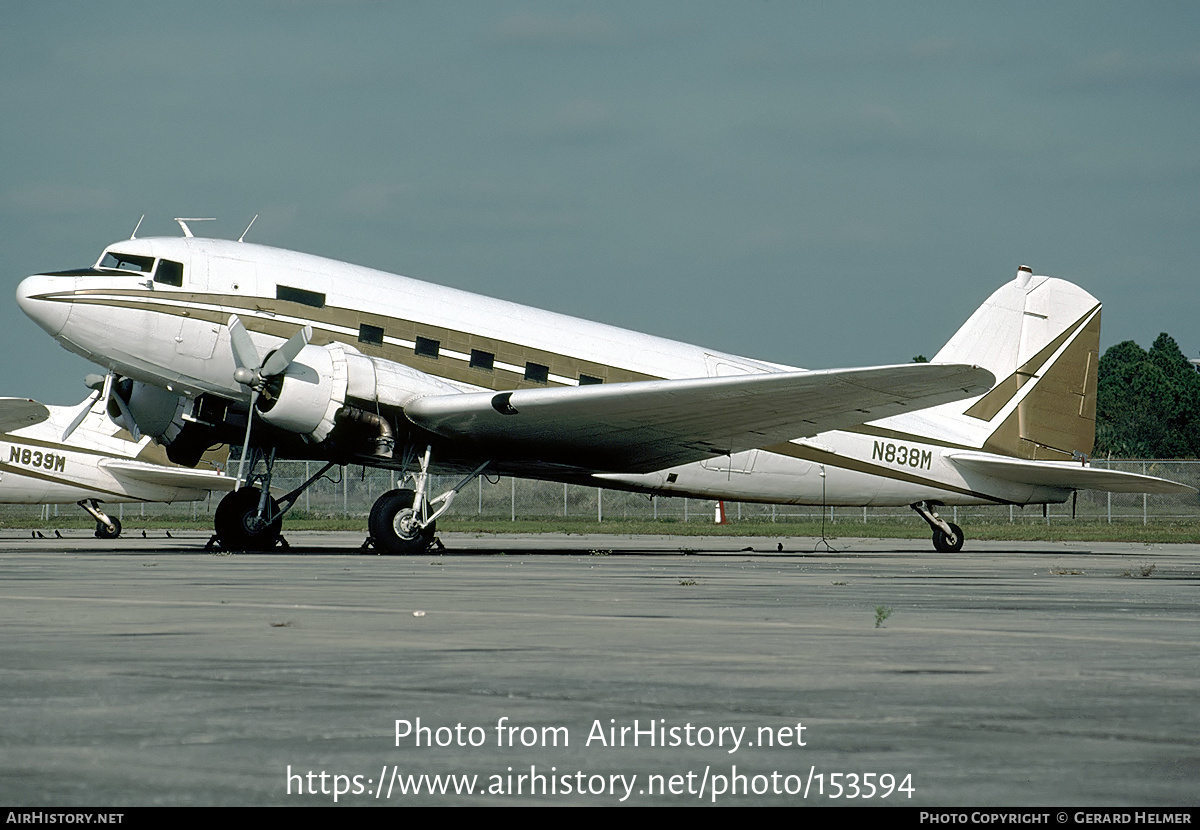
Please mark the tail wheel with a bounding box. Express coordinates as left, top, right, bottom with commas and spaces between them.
369, 488, 435, 554
214, 487, 283, 551
95, 518, 122, 540
932, 522, 964, 553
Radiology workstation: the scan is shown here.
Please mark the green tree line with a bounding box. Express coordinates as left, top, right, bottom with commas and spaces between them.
1095, 334, 1200, 458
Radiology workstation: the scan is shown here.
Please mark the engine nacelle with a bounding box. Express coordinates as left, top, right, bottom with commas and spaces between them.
109, 378, 189, 439
257, 342, 349, 441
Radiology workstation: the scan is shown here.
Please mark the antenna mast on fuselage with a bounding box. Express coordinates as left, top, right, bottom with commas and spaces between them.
174, 217, 216, 238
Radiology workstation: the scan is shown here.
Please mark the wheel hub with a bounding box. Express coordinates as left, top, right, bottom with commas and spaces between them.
393, 508, 421, 540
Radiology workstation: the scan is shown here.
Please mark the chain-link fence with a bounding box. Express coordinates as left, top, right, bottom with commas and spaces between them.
7, 459, 1200, 527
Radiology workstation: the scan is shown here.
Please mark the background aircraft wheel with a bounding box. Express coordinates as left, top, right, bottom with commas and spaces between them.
369, 488, 435, 554
94, 518, 122, 539
214, 487, 283, 551
932, 522, 964, 553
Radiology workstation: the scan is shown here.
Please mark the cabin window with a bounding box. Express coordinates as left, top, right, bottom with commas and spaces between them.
414, 336, 440, 359
578, 374, 603, 385
277, 285, 326, 308
154, 259, 184, 287
358, 323, 384, 346
524, 362, 549, 383
470, 349, 495, 371
99, 252, 155, 274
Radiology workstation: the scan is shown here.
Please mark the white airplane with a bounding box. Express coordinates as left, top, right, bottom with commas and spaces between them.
0, 384, 235, 537
16, 219, 1191, 552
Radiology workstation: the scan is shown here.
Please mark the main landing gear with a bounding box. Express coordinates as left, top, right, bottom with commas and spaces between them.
367, 446, 489, 555
213, 448, 338, 551
911, 501, 964, 553
78, 498, 122, 539
211, 443, 488, 555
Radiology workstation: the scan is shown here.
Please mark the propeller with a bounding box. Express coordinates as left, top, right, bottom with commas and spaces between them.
60, 374, 107, 441
227, 314, 312, 488
61, 372, 141, 442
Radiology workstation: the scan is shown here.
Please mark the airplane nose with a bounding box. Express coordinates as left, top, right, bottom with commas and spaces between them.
16, 274, 73, 336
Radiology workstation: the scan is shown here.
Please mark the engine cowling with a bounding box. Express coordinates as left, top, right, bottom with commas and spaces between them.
109, 378, 189, 439
256, 342, 349, 441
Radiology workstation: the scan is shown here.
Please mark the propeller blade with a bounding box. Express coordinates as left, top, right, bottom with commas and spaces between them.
61, 389, 102, 441
227, 315, 261, 375
235, 389, 259, 490
110, 384, 141, 442
261, 325, 312, 377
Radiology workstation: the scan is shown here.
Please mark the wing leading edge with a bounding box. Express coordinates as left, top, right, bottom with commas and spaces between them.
404, 363, 995, 473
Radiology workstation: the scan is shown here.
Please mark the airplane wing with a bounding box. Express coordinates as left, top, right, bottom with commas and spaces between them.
100, 459, 240, 492
0, 398, 52, 432
405, 363, 994, 473
947, 452, 1196, 494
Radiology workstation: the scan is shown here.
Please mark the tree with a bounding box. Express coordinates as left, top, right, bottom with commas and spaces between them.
1095, 334, 1200, 458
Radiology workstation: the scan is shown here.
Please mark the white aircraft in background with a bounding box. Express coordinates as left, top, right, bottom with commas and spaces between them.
16, 219, 1191, 552
0, 381, 235, 537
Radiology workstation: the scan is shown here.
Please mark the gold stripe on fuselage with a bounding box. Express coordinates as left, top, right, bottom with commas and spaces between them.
763, 440, 1011, 503
43, 289, 661, 392
0, 460, 151, 502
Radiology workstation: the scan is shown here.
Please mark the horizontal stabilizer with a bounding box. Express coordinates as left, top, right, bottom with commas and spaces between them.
947, 452, 1195, 494
100, 459, 239, 492
406, 363, 994, 472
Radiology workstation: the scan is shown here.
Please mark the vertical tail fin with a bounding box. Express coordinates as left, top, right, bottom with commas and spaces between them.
902, 267, 1101, 460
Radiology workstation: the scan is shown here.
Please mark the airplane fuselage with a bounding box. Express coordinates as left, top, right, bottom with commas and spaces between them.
17, 235, 1076, 509
0, 398, 226, 506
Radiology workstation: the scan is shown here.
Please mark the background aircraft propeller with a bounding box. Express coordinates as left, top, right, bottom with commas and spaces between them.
61, 372, 141, 442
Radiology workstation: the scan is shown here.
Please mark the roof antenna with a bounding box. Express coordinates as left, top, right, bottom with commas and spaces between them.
129, 214, 145, 240
174, 217, 216, 238
238, 214, 259, 243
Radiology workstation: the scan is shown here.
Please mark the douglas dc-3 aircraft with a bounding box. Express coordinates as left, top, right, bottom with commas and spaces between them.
0, 383, 234, 537
16, 219, 1192, 552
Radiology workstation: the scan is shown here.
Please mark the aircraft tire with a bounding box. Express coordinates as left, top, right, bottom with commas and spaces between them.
214, 487, 283, 551
369, 488, 435, 554
95, 518, 122, 540
932, 522, 964, 553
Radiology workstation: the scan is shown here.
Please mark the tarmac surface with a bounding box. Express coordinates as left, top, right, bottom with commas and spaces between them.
1, 529, 1197, 807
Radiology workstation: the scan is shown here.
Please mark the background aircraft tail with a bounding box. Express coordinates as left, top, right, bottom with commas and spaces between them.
896, 267, 1101, 461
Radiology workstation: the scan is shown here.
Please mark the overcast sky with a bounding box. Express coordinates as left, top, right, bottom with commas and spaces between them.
3, 1, 1198, 404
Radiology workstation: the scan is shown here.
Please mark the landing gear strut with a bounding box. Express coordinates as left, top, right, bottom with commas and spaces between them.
78, 499, 121, 539
911, 501, 964, 553
367, 446, 488, 555
213, 447, 337, 551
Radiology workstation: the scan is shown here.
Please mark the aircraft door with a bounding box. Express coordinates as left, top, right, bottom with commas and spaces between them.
171, 256, 219, 360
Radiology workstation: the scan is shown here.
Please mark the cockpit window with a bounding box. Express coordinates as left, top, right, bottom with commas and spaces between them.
155, 259, 184, 287
99, 252, 155, 274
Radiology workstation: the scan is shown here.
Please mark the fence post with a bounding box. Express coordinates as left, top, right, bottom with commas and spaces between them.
1143, 462, 1148, 526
